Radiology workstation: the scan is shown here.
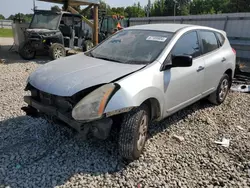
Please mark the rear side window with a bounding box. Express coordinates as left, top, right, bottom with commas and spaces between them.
199, 31, 219, 54
215, 32, 225, 46
172, 31, 201, 58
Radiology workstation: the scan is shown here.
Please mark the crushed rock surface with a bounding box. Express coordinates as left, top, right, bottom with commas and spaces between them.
0, 52, 250, 187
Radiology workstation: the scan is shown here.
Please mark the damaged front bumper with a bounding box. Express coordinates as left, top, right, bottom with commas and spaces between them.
23, 96, 113, 139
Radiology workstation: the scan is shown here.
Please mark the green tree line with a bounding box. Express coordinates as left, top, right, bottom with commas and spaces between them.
0, 13, 33, 22
1, 0, 250, 22
81, 0, 250, 18
86, 0, 250, 18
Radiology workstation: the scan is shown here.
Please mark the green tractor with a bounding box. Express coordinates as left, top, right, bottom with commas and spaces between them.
82, 13, 129, 51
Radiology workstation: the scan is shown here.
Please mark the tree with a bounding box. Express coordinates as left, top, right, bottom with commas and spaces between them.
7, 13, 33, 22
227, 0, 250, 13
190, 0, 213, 14
209, 0, 230, 13
0, 14, 5, 20
150, 0, 191, 17
124, 3, 146, 17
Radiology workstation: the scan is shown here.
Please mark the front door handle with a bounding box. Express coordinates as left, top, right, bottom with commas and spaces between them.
197, 66, 205, 72
221, 57, 226, 62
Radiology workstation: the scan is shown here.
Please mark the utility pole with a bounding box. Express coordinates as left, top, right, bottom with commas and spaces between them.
174, 0, 177, 23
147, 0, 151, 17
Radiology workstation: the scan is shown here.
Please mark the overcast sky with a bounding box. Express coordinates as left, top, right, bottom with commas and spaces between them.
0, 0, 149, 18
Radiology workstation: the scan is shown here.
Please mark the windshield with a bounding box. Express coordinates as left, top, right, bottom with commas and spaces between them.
90, 29, 173, 64
30, 12, 61, 30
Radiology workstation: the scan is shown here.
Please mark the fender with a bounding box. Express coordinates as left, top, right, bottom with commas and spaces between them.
104, 61, 165, 117
104, 86, 165, 118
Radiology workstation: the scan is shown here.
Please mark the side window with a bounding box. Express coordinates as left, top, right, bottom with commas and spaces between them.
172, 31, 201, 59
215, 32, 225, 46
199, 31, 219, 54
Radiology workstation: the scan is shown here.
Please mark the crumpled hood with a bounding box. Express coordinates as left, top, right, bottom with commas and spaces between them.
28, 53, 145, 96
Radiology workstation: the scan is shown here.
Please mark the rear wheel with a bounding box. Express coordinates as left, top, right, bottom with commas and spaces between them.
49, 43, 66, 60
19, 42, 36, 60
208, 74, 230, 105
118, 104, 149, 161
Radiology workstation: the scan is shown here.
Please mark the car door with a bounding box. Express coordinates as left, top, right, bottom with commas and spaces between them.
198, 30, 224, 96
163, 30, 205, 116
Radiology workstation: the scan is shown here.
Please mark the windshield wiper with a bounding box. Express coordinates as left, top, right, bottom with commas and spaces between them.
94, 56, 124, 63
124, 60, 148, 65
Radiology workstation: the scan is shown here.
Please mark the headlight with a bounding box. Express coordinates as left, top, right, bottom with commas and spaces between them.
72, 83, 117, 121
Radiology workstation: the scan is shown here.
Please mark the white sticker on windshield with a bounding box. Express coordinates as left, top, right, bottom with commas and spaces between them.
146, 36, 167, 42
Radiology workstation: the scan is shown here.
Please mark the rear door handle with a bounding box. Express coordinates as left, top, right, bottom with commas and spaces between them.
197, 66, 205, 72
221, 57, 226, 62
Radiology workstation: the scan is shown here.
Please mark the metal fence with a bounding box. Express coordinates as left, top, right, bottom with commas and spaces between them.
130, 13, 250, 61
0, 20, 13, 29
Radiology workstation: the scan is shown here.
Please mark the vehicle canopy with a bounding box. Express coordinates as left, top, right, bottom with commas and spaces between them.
29, 10, 62, 30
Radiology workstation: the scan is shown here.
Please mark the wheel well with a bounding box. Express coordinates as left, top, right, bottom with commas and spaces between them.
225, 69, 233, 86
142, 98, 161, 121
225, 69, 232, 78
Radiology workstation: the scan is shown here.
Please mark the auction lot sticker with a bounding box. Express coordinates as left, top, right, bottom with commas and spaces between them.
146, 36, 167, 42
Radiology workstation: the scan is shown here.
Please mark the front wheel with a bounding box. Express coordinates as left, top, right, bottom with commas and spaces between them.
208, 74, 230, 105
19, 42, 36, 60
49, 43, 66, 60
118, 104, 150, 161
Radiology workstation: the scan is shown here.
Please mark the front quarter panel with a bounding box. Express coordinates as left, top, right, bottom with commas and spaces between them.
104, 62, 165, 117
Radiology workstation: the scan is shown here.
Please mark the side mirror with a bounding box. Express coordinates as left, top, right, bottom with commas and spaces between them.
172, 55, 193, 67
160, 55, 193, 71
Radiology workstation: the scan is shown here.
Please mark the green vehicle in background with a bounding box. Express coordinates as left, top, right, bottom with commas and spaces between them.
82, 13, 129, 51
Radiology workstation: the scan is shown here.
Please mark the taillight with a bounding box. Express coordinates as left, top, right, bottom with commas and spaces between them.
232, 48, 236, 54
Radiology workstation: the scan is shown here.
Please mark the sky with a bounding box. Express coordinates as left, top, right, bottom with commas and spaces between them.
0, 0, 149, 18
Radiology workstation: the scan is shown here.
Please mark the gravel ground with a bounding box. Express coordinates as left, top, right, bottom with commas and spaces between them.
0, 39, 250, 187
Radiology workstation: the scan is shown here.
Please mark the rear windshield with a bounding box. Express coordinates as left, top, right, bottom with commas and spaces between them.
90, 29, 173, 65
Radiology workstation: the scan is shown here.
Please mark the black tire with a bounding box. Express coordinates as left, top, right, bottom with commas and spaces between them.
208, 74, 230, 105
19, 42, 36, 60
49, 43, 66, 60
82, 40, 94, 52
118, 104, 150, 161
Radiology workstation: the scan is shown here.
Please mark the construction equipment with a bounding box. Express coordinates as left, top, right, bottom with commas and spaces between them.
82, 13, 129, 51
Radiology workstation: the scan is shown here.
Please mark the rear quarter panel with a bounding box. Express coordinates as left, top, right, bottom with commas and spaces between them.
218, 30, 236, 78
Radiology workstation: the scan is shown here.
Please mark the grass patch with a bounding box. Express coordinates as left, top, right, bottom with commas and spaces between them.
0, 28, 13, 37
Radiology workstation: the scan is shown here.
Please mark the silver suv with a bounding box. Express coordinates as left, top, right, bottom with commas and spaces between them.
23, 24, 236, 161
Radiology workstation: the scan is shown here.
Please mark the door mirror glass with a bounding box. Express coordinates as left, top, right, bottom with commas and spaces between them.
172, 55, 193, 67
160, 55, 193, 71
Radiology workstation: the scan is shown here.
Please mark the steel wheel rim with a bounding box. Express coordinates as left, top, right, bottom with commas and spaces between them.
54, 47, 63, 59
219, 79, 229, 101
137, 115, 148, 151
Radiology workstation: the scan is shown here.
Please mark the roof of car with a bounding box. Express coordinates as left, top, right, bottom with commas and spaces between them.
126, 24, 209, 33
